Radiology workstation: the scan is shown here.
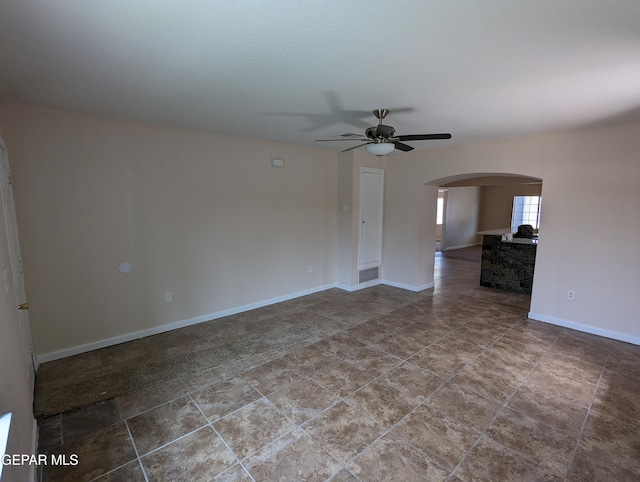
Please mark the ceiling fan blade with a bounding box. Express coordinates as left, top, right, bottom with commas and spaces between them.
396, 133, 452, 141
393, 141, 414, 152
341, 142, 371, 152
315, 138, 368, 142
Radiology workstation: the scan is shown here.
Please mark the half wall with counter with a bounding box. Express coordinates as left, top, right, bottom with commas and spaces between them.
478, 228, 538, 294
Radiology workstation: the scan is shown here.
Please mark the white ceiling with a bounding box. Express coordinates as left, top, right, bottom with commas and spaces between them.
1, 1, 640, 151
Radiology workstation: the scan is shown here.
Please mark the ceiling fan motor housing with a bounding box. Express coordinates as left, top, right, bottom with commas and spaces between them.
366, 124, 395, 141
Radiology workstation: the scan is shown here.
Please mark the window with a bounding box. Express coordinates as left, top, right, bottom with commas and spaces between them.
511, 195, 541, 229
436, 197, 444, 225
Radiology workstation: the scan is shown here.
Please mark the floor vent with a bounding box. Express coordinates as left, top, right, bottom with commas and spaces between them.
359, 267, 379, 284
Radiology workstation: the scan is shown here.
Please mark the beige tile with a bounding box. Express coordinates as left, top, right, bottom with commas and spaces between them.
396, 323, 445, 346
283, 345, 339, 374
393, 404, 480, 471
334, 345, 401, 377
535, 352, 603, 386
44, 422, 136, 482
313, 332, 367, 358
451, 359, 522, 403
606, 343, 640, 378
568, 444, 640, 481
346, 381, 417, 428
427, 382, 502, 431
212, 464, 253, 481
548, 335, 610, 366
580, 408, 640, 462
380, 363, 444, 404
213, 399, 295, 459
508, 383, 589, 436
597, 368, 640, 399
371, 331, 428, 359
191, 376, 261, 421
94, 460, 146, 481
348, 433, 449, 481
303, 401, 384, 464
267, 378, 339, 425
455, 435, 562, 481
142, 426, 236, 481
527, 368, 597, 407
409, 336, 483, 378
345, 319, 398, 343
327, 468, 359, 481
127, 396, 207, 455
451, 322, 505, 348
115, 378, 190, 419
182, 366, 234, 392
240, 358, 303, 395
37, 257, 640, 481
486, 407, 576, 476
309, 359, 373, 398
592, 371, 640, 421
244, 429, 340, 481
487, 336, 546, 365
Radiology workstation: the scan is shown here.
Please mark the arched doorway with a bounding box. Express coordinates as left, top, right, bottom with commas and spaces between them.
425, 172, 543, 308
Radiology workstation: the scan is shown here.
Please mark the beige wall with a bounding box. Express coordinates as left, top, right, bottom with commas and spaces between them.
442, 186, 481, 249
383, 122, 640, 341
479, 183, 542, 231
3, 100, 640, 362
1, 103, 338, 358
0, 138, 34, 482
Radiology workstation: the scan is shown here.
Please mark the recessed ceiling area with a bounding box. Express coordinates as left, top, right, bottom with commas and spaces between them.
440, 175, 542, 188
1, 1, 639, 150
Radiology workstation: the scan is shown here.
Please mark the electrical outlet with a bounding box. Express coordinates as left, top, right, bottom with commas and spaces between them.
308, 265, 313, 274
567, 290, 575, 301
164, 292, 172, 302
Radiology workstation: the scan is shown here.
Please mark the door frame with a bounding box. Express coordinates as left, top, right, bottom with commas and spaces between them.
0, 137, 36, 389
358, 167, 384, 270
439, 188, 448, 251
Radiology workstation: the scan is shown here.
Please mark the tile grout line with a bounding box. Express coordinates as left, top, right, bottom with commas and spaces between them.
562, 344, 611, 480
123, 420, 150, 482
270, 309, 527, 476
446, 331, 580, 479
187, 394, 258, 482
85, 420, 150, 482
41, 280, 622, 481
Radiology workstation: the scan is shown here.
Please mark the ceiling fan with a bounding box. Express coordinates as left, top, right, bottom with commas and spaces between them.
315, 109, 451, 156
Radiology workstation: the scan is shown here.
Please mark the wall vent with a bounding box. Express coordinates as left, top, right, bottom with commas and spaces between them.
359, 267, 379, 284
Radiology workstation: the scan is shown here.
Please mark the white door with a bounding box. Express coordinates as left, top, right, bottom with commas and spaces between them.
359, 168, 384, 269
0, 139, 36, 390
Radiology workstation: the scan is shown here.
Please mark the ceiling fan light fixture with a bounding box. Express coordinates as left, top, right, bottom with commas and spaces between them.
366, 143, 395, 156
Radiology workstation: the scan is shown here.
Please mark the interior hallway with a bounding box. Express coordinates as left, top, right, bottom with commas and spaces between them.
34, 249, 640, 481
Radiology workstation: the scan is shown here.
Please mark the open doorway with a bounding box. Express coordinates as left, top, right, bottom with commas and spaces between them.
430, 174, 543, 307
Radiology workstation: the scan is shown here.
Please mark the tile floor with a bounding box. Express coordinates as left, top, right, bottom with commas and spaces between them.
35, 250, 640, 481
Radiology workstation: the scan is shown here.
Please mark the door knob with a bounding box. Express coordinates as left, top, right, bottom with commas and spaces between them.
17, 302, 29, 310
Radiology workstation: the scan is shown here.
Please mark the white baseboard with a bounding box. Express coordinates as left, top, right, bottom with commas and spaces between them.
37, 278, 444, 364
37, 283, 338, 363
528, 312, 640, 346
443, 242, 481, 251
335, 279, 382, 292
382, 280, 434, 292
